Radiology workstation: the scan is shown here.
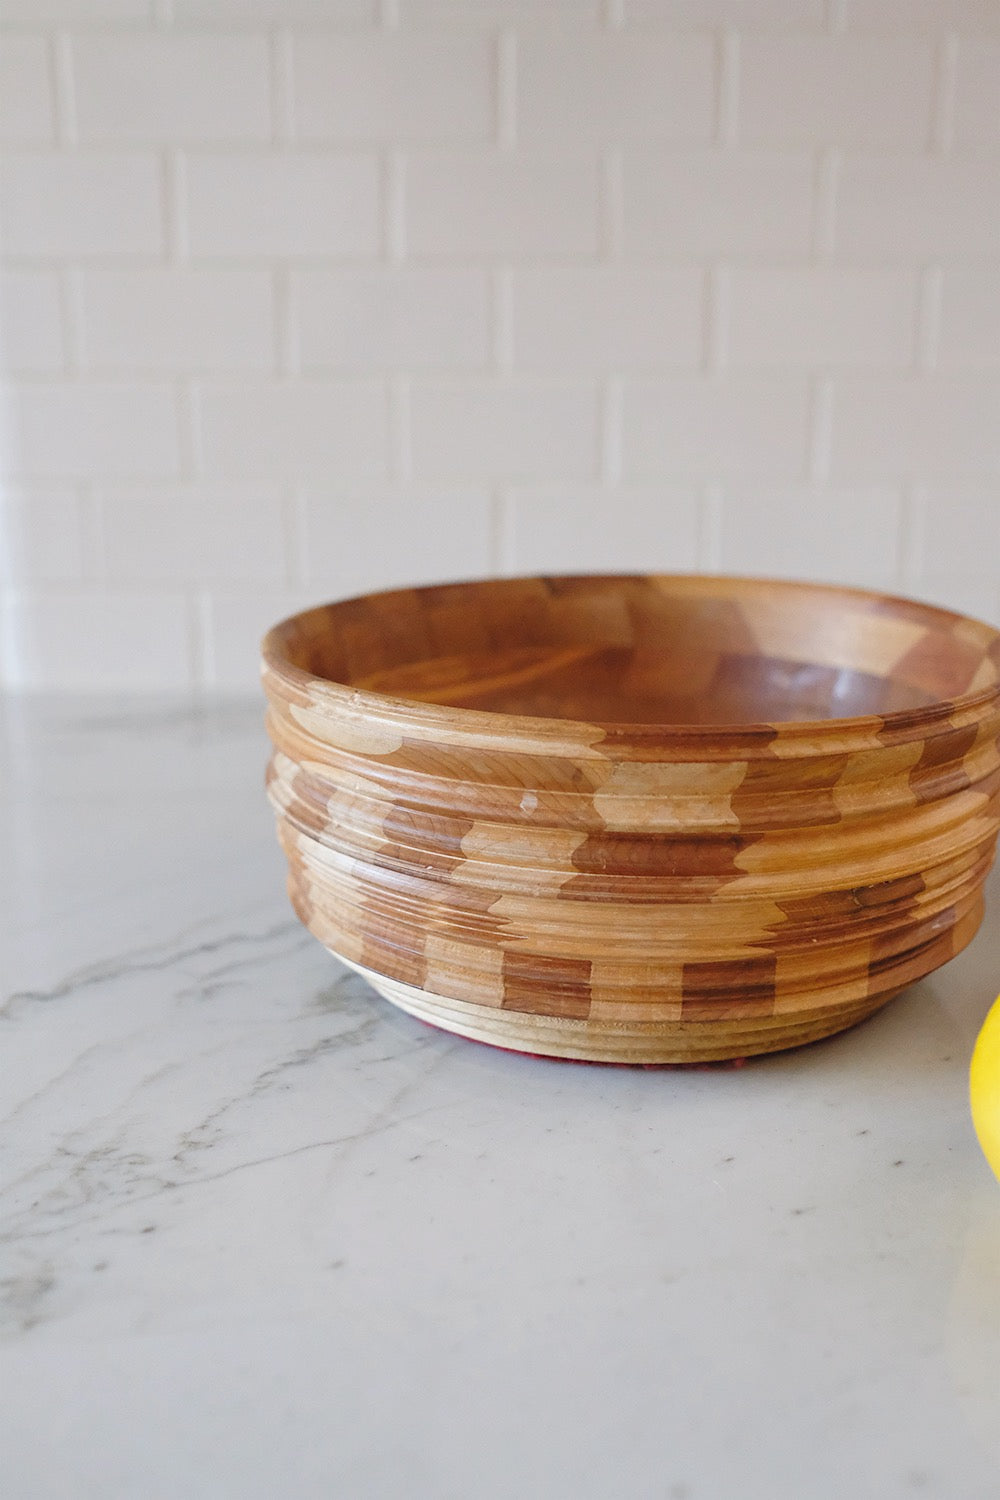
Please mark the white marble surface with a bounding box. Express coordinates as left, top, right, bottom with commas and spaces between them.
2, 694, 999, 1500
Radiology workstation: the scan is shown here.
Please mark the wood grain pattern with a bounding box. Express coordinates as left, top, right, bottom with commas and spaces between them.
262, 575, 1000, 1063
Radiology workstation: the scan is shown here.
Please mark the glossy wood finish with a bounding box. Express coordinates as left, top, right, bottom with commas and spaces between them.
262, 575, 1000, 1063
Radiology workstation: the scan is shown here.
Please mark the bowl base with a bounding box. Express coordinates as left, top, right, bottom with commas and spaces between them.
332, 951, 906, 1064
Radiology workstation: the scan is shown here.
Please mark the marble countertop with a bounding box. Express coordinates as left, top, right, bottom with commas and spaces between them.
2, 695, 999, 1500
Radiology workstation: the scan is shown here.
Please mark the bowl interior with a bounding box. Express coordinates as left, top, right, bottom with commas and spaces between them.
265, 575, 999, 728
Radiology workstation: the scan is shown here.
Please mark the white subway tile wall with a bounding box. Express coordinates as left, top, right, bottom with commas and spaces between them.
621, 149, 816, 257
194, 379, 389, 481
505, 484, 701, 575
0, 4, 998, 690
0, 270, 65, 370
4, 382, 182, 479
291, 34, 497, 142
938, 270, 1000, 368
78, 268, 275, 370
72, 35, 273, 143
299, 486, 493, 591
294, 267, 491, 369
0, 35, 56, 143
184, 152, 382, 257
0, 152, 163, 256
736, 38, 935, 146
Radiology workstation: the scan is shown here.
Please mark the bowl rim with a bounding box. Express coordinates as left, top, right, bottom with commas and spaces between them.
261, 572, 1000, 741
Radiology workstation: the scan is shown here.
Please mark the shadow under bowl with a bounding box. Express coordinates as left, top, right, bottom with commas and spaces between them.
262, 574, 1000, 1063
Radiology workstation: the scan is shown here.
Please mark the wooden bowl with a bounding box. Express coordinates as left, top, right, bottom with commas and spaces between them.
262, 575, 1000, 1063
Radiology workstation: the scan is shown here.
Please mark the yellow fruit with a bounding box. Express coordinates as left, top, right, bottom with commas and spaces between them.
970, 995, 1000, 1182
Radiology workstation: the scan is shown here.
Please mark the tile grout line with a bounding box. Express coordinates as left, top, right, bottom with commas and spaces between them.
916, 266, 943, 375
497, 29, 517, 150
699, 485, 724, 573
930, 33, 959, 155
388, 375, 412, 484
291, 488, 310, 589
59, 265, 84, 376
79, 482, 106, 587
163, 150, 188, 263
52, 30, 77, 148
600, 149, 623, 262
280, 487, 301, 589
192, 587, 214, 692
271, 31, 295, 145
490, 489, 512, 576
807, 377, 835, 484
716, 30, 739, 149
825, 0, 847, 33
181, 379, 203, 481
492, 266, 514, 373
898, 484, 924, 591
705, 263, 730, 375
384, 150, 406, 264
600, 376, 623, 486
275, 264, 297, 378
811, 147, 840, 264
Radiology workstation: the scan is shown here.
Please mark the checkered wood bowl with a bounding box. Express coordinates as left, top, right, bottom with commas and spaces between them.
262, 575, 1000, 1063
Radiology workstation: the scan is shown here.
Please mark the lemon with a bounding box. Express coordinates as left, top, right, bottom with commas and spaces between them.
970, 995, 1000, 1181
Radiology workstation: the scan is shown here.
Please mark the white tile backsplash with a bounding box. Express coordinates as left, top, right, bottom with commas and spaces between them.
624, 0, 825, 26
840, 0, 1000, 33
621, 150, 816, 258
0, 490, 84, 584
78, 268, 275, 371
917, 488, 1000, 574
511, 267, 704, 371
515, 33, 715, 144
621, 376, 812, 480
0, 0, 151, 21
727, 268, 919, 368
2, 383, 181, 481
72, 35, 272, 143
937, 269, 1000, 369
174, 0, 375, 19
0, 152, 163, 257
400, 1, 600, 23
2, 10, 999, 689
737, 38, 935, 146
292, 34, 496, 143
409, 378, 600, 480
0, 34, 55, 143
716, 486, 901, 586
293, 268, 491, 371
0, 270, 65, 371
99, 487, 288, 583
0, 590, 191, 691
185, 151, 381, 258
505, 486, 701, 576
405, 150, 600, 257
834, 157, 1000, 258
195, 379, 389, 481
300, 488, 493, 593
951, 40, 1000, 147
199, 587, 323, 694
830, 377, 1000, 479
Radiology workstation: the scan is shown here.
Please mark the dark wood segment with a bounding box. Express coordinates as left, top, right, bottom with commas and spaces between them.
263, 574, 1000, 1063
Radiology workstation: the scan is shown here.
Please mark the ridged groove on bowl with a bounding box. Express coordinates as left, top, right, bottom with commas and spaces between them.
262, 575, 1000, 1063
